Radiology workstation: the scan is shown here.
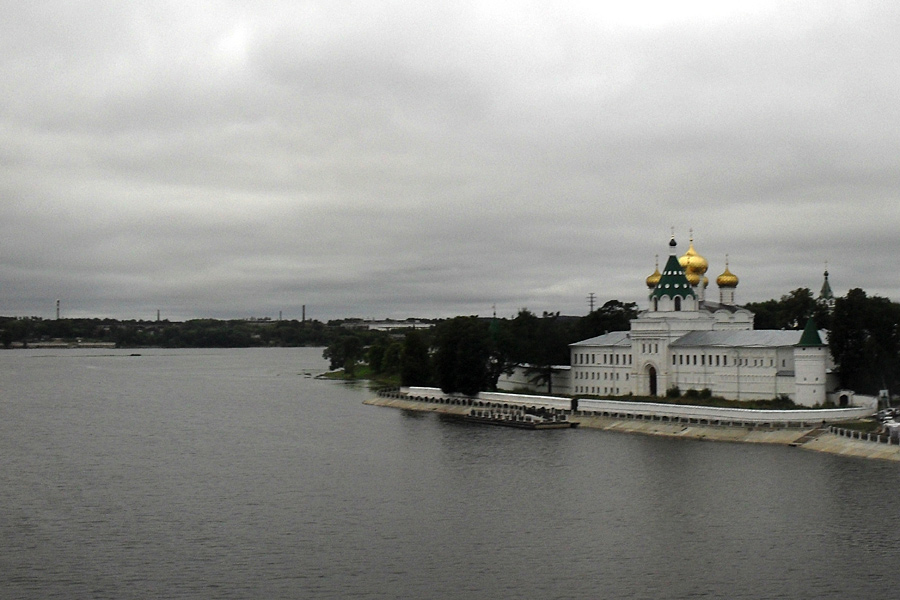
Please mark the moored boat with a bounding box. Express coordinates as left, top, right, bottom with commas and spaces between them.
455, 408, 578, 430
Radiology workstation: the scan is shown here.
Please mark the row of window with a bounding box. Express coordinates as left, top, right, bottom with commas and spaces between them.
575, 350, 790, 369
674, 353, 728, 367
575, 386, 621, 395
574, 371, 629, 381
672, 354, 778, 368
573, 352, 633, 366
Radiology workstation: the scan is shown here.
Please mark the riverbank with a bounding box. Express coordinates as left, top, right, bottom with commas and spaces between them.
364, 396, 900, 462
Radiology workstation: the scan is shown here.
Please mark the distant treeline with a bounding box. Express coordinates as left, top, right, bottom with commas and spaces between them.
0, 316, 367, 349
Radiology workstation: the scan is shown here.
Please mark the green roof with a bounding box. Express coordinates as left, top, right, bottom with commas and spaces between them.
649, 254, 696, 300
797, 317, 824, 347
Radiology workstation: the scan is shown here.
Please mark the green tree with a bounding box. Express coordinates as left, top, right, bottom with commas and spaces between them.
367, 338, 388, 373
400, 330, 431, 387
503, 309, 575, 394
830, 289, 900, 394
382, 341, 403, 375
745, 288, 831, 331
573, 300, 638, 341
323, 334, 364, 376
433, 316, 492, 395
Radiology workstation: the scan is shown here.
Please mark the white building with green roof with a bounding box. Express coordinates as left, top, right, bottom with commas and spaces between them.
569, 235, 838, 406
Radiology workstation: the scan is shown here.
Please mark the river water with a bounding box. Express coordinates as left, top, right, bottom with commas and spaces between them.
2, 347, 899, 599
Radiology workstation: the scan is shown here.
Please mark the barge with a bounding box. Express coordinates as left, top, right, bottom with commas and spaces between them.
455, 408, 578, 430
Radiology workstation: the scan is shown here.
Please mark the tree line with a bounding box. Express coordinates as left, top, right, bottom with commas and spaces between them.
0, 317, 341, 349
323, 300, 639, 395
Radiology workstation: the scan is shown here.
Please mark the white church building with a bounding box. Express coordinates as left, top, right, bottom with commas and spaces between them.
569, 234, 839, 407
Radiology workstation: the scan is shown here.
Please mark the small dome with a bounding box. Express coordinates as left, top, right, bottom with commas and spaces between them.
717, 261, 739, 288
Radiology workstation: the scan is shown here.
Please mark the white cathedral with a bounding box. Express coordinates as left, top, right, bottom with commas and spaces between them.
569, 234, 839, 407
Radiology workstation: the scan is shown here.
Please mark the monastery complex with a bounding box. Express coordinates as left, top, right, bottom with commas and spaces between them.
568, 234, 844, 407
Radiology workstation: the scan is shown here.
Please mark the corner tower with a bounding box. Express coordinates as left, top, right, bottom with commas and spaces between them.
794, 317, 828, 406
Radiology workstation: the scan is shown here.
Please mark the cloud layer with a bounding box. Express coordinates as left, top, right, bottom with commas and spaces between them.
3, 1, 899, 321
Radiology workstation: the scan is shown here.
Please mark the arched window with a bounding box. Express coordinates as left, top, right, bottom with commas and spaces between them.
653, 297, 658, 311
674, 296, 682, 311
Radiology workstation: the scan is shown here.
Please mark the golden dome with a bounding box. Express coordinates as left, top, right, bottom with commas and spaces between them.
646, 255, 661, 288
678, 238, 709, 276
717, 258, 739, 288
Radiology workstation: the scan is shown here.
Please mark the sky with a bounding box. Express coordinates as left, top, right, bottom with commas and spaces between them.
3, 1, 899, 322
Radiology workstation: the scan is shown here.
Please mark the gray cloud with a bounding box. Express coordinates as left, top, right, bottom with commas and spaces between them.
2, 1, 899, 321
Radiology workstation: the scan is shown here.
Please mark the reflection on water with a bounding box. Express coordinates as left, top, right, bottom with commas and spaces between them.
2, 347, 899, 599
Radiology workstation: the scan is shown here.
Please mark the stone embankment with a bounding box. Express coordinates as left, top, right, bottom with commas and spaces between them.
365, 388, 900, 462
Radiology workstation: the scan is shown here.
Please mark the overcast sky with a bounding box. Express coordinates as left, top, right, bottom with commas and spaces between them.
2, 1, 899, 322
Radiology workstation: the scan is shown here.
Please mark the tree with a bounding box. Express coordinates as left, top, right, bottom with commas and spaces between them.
573, 299, 638, 341
433, 316, 492, 395
367, 338, 388, 373
503, 309, 575, 394
382, 341, 403, 375
323, 334, 364, 377
745, 288, 831, 331
400, 330, 431, 387
830, 289, 900, 394
485, 316, 516, 391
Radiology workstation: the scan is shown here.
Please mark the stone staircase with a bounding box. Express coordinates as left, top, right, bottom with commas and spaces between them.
789, 427, 827, 447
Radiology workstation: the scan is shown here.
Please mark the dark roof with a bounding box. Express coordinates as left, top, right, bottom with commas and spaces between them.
797, 318, 825, 346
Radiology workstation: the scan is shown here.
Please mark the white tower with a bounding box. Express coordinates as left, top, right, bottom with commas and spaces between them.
793, 318, 828, 406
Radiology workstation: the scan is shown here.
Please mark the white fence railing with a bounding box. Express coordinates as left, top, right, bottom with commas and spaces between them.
400, 387, 876, 426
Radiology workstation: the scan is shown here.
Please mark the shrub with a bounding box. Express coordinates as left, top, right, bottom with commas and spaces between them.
666, 386, 681, 398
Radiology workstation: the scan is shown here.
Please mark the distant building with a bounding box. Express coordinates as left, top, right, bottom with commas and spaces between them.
340, 319, 434, 332
569, 234, 840, 406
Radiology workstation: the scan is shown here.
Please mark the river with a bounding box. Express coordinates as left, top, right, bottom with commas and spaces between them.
2, 347, 898, 599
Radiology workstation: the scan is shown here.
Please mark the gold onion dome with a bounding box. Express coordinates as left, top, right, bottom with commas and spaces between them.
646, 256, 661, 288
678, 239, 709, 277
717, 259, 739, 288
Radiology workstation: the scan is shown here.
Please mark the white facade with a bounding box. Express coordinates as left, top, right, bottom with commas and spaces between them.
569, 236, 834, 406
